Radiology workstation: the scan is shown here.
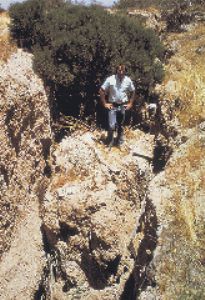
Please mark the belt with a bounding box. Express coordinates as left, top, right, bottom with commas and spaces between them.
112, 102, 127, 107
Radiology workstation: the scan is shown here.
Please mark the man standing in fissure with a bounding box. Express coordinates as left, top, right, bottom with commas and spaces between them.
99, 64, 135, 146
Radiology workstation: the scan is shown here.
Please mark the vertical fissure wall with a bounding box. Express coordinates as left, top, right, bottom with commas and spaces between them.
120, 197, 158, 300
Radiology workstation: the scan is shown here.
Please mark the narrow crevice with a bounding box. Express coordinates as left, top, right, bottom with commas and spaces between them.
33, 226, 52, 300
140, 92, 176, 174
41, 138, 52, 178
153, 140, 172, 173
0, 164, 9, 186
106, 255, 121, 277
34, 226, 66, 299
34, 280, 47, 300
80, 249, 108, 290
41, 224, 52, 254
33, 250, 61, 300
43, 162, 52, 178
120, 197, 158, 300
59, 221, 78, 242
40, 138, 52, 161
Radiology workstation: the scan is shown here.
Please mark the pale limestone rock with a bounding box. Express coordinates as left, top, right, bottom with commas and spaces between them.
0, 49, 51, 299
147, 127, 205, 299
42, 129, 155, 299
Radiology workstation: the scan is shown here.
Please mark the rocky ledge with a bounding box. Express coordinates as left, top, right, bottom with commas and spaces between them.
40, 129, 155, 299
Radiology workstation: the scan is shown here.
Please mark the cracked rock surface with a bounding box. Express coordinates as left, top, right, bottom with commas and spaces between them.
41, 130, 155, 299
0, 49, 51, 299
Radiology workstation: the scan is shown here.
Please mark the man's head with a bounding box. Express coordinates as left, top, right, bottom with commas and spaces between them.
116, 64, 126, 81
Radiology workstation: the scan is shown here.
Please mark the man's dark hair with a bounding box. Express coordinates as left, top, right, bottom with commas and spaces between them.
115, 64, 127, 74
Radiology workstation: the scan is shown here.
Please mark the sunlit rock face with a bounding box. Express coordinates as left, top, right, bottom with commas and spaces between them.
0, 49, 51, 299
41, 130, 155, 299
146, 126, 205, 300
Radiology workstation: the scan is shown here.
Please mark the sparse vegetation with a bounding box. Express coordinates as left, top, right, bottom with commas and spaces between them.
115, 0, 205, 10
0, 12, 16, 63
147, 4, 205, 297
158, 138, 205, 299
115, 0, 162, 9
162, 2, 194, 32
175, 66, 205, 127
163, 23, 205, 128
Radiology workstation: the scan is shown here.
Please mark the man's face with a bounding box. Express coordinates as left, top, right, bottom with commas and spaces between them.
116, 66, 126, 80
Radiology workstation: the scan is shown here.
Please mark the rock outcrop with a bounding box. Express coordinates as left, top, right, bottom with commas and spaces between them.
0, 49, 51, 299
40, 129, 155, 299
145, 125, 205, 299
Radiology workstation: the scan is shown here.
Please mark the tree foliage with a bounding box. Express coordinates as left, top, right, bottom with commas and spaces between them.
9, 2, 165, 118
0, 5, 5, 13
9, 0, 44, 48
9, 0, 65, 48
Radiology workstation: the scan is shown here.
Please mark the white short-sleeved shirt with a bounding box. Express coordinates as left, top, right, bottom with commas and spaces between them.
101, 75, 135, 104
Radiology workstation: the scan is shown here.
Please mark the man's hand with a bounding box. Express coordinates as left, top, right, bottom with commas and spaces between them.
124, 102, 133, 110
104, 103, 113, 110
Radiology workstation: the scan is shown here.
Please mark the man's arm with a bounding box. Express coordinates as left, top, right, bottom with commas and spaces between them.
124, 77, 136, 110
99, 88, 113, 110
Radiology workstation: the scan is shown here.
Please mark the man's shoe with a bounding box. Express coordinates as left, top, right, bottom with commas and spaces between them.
116, 134, 124, 146
105, 131, 114, 146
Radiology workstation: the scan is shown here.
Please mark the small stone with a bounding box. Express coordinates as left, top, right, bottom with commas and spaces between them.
146, 249, 152, 255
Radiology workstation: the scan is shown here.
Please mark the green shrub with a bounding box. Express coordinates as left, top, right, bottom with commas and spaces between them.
0, 5, 5, 13
33, 5, 164, 116
9, 0, 44, 48
9, 1, 165, 119
9, 0, 64, 48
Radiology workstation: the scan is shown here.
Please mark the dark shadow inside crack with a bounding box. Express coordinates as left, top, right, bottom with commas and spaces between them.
59, 221, 78, 242
105, 255, 121, 277
80, 248, 121, 290
153, 141, 172, 173
81, 249, 108, 289
132, 152, 153, 162
120, 197, 158, 300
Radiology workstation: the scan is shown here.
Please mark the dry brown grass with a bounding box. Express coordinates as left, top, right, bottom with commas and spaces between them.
173, 65, 205, 127
51, 168, 88, 190
156, 21, 205, 293
0, 12, 10, 28
0, 12, 16, 63
164, 23, 205, 128
167, 140, 204, 176
158, 138, 205, 298
165, 140, 204, 239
